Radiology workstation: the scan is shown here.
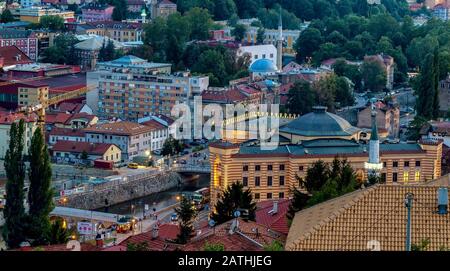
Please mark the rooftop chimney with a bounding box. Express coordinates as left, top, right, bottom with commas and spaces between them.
438, 187, 448, 215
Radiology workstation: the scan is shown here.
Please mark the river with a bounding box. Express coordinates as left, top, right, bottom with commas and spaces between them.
97, 173, 210, 216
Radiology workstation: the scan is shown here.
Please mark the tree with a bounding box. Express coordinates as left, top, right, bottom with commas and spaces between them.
232, 24, 247, 42
211, 182, 256, 224
39, 15, 64, 31
406, 115, 428, 141
99, 39, 116, 62
81, 150, 89, 160
192, 49, 227, 86
175, 197, 196, 244
111, 0, 128, 21
42, 34, 79, 65
2, 120, 26, 249
143, 17, 168, 61
415, 53, 439, 120
312, 74, 337, 112
295, 27, 323, 62
185, 7, 213, 41
26, 127, 54, 245
256, 27, 265, 44
213, 0, 237, 20
361, 59, 387, 92
203, 242, 225, 251
263, 240, 284, 251
227, 13, 239, 27
299, 160, 330, 193
286, 80, 315, 115
286, 184, 310, 223
161, 135, 184, 156
48, 218, 72, 245
0, 9, 14, 23
411, 238, 430, 251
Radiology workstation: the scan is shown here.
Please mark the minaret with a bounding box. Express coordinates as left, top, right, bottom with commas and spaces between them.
141, 8, 147, 24
276, 8, 283, 71
365, 104, 383, 176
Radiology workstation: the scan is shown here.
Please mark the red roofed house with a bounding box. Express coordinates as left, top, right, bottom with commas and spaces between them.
255, 199, 291, 235
52, 140, 121, 164
140, 118, 168, 152
0, 111, 38, 159
0, 45, 33, 70
48, 127, 86, 145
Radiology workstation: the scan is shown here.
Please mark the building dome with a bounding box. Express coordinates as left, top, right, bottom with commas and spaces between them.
249, 59, 278, 73
280, 106, 361, 137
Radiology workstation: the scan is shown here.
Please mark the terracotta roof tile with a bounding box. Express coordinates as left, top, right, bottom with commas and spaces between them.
52, 140, 118, 155
287, 183, 450, 251
84, 121, 153, 136
255, 199, 291, 235
49, 127, 86, 137
0, 46, 32, 67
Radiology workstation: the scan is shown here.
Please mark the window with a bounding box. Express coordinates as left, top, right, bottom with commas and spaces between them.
254, 54, 258, 59
267, 176, 273, 186
267, 193, 272, 199
381, 173, 386, 183
383, 162, 386, 168
243, 177, 248, 186
255, 165, 261, 171
279, 192, 284, 199
279, 176, 285, 186
243, 165, 248, 171
255, 177, 260, 186
254, 193, 260, 200
393, 172, 398, 182
279, 164, 285, 171
415, 161, 421, 167
267, 165, 273, 171
403, 172, 409, 183
393, 161, 398, 167
415, 171, 420, 182
404, 161, 410, 167
299, 165, 304, 171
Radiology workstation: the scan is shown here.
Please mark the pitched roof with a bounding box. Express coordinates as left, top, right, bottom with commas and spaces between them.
286, 184, 450, 251
75, 36, 123, 51
49, 127, 86, 138
184, 218, 286, 251
66, 112, 97, 124
84, 121, 154, 136
119, 224, 182, 251
0, 46, 32, 67
45, 112, 72, 125
0, 112, 37, 124
52, 140, 118, 155
141, 119, 166, 131
57, 102, 84, 113
255, 199, 291, 235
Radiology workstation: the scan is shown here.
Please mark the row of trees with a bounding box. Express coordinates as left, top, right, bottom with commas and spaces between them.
41, 34, 79, 65
2, 121, 69, 249
286, 74, 354, 115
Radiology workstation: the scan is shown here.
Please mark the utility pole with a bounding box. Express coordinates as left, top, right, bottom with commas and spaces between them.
405, 193, 414, 251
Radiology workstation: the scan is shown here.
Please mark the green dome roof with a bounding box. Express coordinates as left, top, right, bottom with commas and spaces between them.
280, 106, 361, 137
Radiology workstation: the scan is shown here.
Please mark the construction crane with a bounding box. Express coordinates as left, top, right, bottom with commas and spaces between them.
17, 84, 96, 132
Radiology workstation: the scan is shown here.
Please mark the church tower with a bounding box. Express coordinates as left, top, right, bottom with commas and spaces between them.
276, 8, 283, 71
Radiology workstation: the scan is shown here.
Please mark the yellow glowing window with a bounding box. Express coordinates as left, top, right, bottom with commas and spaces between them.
403, 172, 409, 183
415, 171, 420, 182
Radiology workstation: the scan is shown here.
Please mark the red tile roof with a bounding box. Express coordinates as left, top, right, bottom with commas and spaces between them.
52, 140, 118, 155
49, 127, 86, 138
0, 46, 32, 67
202, 88, 248, 104
66, 112, 97, 125
18, 243, 102, 251
0, 112, 37, 124
255, 199, 291, 235
45, 112, 72, 125
57, 102, 84, 113
141, 119, 166, 131
84, 121, 154, 136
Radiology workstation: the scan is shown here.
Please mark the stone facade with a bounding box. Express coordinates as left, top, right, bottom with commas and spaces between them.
58, 171, 182, 209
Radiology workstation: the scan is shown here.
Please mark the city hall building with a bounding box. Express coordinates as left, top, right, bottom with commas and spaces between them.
209, 107, 443, 207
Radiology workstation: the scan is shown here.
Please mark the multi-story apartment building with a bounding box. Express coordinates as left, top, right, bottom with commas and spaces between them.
81, 3, 114, 22
0, 112, 38, 159
84, 121, 154, 161
17, 81, 49, 107
209, 107, 443, 207
20, 0, 41, 8
89, 55, 209, 119
0, 29, 38, 61
19, 6, 75, 23
78, 21, 143, 42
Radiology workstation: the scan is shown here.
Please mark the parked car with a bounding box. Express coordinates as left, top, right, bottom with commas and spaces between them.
127, 163, 139, 169
170, 213, 178, 221
153, 150, 162, 155
180, 159, 187, 164
182, 150, 189, 155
